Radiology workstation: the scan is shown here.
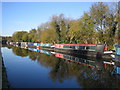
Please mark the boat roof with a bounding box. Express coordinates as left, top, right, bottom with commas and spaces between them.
55, 43, 97, 45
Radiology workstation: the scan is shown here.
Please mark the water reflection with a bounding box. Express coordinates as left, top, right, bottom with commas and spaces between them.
4, 46, 120, 88
12, 47, 29, 57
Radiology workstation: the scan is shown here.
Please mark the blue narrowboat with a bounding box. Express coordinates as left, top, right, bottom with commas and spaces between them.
116, 46, 120, 56
28, 42, 41, 48
41, 43, 52, 48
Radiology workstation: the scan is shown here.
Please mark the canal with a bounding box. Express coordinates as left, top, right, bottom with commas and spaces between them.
1, 45, 120, 88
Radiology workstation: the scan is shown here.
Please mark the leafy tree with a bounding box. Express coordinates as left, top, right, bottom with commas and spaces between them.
60, 20, 66, 43
22, 33, 29, 42
114, 2, 120, 45
10, 2, 119, 47
79, 12, 95, 44
12, 31, 28, 42
55, 21, 61, 42
90, 2, 109, 43
28, 29, 37, 42
37, 27, 42, 42
68, 20, 81, 43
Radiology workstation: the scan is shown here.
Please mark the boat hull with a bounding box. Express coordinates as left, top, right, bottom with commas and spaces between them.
54, 44, 105, 58
54, 48, 101, 57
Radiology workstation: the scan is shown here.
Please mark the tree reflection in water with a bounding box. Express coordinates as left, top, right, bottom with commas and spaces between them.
12, 47, 29, 57
28, 51, 39, 61
9, 46, 120, 88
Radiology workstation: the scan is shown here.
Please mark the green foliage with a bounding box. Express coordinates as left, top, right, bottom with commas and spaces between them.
12, 47, 28, 57
60, 20, 66, 42
68, 20, 81, 43
55, 22, 61, 42
12, 31, 28, 42
79, 12, 95, 44
22, 33, 29, 42
28, 29, 37, 42
10, 2, 119, 48
90, 2, 111, 44
1, 36, 13, 44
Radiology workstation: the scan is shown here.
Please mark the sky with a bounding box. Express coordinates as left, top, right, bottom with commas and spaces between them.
2, 2, 96, 36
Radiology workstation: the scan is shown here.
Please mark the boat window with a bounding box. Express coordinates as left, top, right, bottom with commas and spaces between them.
86, 46, 90, 49
75, 46, 79, 49
86, 60, 89, 64
79, 46, 85, 50
88, 46, 96, 51
79, 59, 84, 63
72, 57, 75, 60
72, 46, 75, 49
64, 45, 70, 48
64, 55, 70, 59
75, 58, 79, 61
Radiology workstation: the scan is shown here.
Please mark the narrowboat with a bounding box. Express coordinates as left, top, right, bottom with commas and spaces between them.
115, 66, 120, 75
116, 46, 120, 56
21, 42, 28, 48
112, 66, 120, 75
15, 42, 21, 47
9, 42, 16, 46
33, 43, 41, 49
40, 43, 52, 48
27, 43, 52, 49
111, 46, 120, 62
40, 43, 54, 51
27, 42, 41, 48
54, 44, 105, 57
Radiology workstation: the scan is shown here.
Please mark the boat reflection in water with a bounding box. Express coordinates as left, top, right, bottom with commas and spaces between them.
7, 46, 120, 88
28, 48, 52, 55
28, 48, 40, 52
54, 52, 98, 69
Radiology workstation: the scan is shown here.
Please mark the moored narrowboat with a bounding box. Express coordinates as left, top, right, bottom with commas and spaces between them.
54, 44, 105, 57
40, 43, 52, 48
113, 46, 120, 62
27, 42, 41, 48
40, 43, 54, 51
21, 42, 28, 48
9, 42, 16, 46
116, 46, 120, 56
15, 42, 21, 46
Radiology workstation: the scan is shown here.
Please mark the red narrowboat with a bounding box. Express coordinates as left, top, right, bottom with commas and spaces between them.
54, 43, 105, 57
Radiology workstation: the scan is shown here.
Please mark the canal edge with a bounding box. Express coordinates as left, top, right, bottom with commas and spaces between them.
0, 46, 2, 90
0, 46, 11, 89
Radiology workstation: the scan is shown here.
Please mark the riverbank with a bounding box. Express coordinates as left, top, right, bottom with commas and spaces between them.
0, 46, 11, 89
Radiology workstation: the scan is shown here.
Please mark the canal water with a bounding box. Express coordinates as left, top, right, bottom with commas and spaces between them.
1, 45, 120, 88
